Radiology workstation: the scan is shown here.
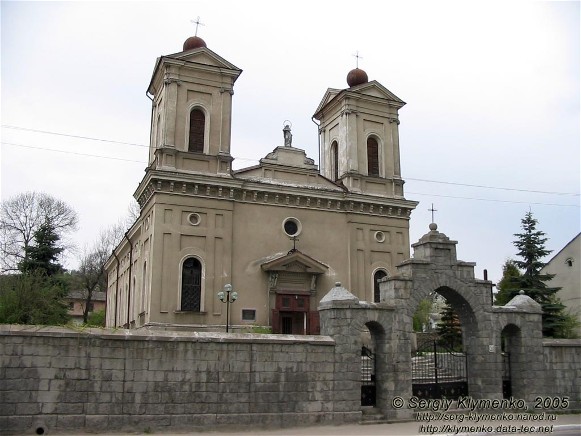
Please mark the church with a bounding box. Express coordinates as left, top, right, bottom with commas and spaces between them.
105, 33, 418, 334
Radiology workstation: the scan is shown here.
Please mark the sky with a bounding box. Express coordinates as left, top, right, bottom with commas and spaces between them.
1, 0, 579, 288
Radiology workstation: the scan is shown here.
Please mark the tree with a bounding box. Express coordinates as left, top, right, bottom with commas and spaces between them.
436, 303, 463, 351
510, 211, 567, 337
494, 259, 522, 305
413, 298, 433, 332
0, 272, 70, 325
18, 221, 64, 276
75, 226, 121, 323
0, 192, 78, 272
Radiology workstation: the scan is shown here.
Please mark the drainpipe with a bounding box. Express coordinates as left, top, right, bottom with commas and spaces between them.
311, 116, 321, 174
124, 233, 134, 329
112, 250, 121, 327
146, 91, 155, 165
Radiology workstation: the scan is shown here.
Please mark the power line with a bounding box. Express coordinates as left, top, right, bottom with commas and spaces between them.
2, 125, 148, 148
3, 124, 579, 197
4, 141, 578, 208
406, 177, 579, 197
406, 191, 579, 208
2, 142, 146, 163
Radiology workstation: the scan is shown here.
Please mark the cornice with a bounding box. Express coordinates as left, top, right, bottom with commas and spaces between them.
135, 171, 417, 220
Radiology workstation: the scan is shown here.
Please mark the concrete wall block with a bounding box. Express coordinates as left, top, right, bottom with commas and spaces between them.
84, 414, 110, 432
52, 402, 85, 415
55, 414, 86, 429
0, 403, 16, 416
172, 413, 218, 428
100, 381, 124, 393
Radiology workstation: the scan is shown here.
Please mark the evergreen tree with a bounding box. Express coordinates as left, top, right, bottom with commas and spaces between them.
436, 303, 463, 350
511, 211, 566, 337
413, 298, 433, 332
494, 259, 522, 305
18, 221, 64, 276
0, 272, 70, 325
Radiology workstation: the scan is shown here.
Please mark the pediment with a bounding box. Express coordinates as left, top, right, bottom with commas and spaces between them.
314, 81, 405, 119
169, 47, 241, 71
261, 250, 328, 274
314, 88, 341, 116
349, 80, 405, 104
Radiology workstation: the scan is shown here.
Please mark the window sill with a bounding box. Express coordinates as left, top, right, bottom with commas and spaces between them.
173, 310, 207, 315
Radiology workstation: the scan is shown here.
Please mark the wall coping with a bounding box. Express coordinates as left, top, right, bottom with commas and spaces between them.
542, 338, 581, 347
0, 324, 335, 346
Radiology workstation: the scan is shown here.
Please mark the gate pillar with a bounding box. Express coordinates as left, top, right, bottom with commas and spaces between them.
318, 283, 362, 420
319, 282, 413, 421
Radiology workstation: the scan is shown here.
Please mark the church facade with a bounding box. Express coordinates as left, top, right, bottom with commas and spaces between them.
105, 35, 418, 333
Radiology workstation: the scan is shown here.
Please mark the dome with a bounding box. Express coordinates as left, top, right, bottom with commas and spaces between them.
346, 68, 368, 87
183, 36, 207, 51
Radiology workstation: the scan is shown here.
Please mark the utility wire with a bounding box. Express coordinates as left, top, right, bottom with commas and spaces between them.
3, 124, 579, 197
2, 142, 146, 163
3, 142, 578, 208
407, 191, 579, 208
406, 177, 579, 197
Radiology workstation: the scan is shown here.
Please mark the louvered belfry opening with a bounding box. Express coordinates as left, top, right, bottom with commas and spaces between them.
181, 258, 202, 311
188, 108, 205, 153
367, 137, 379, 176
331, 141, 339, 181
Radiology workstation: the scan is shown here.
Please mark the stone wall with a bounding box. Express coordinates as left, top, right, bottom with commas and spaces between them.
542, 339, 581, 411
0, 325, 360, 435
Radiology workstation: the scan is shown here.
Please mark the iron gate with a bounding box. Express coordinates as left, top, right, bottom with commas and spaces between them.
361, 346, 376, 406
502, 352, 512, 398
412, 340, 468, 399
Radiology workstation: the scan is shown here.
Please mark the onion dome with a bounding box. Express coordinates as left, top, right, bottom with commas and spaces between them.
183, 36, 207, 51
346, 68, 368, 87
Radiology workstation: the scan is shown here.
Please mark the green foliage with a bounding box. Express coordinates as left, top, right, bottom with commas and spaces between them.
510, 211, 568, 337
413, 298, 433, 332
18, 221, 64, 276
436, 303, 463, 351
250, 325, 272, 334
552, 308, 580, 339
0, 272, 71, 325
86, 309, 106, 327
494, 259, 522, 305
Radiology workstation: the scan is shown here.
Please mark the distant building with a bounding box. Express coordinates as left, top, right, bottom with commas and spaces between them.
104, 33, 418, 332
64, 291, 106, 324
540, 233, 581, 335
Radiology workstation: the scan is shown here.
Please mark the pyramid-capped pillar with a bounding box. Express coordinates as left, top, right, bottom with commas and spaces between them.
504, 290, 543, 313
411, 223, 459, 265
318, 282, 359, 309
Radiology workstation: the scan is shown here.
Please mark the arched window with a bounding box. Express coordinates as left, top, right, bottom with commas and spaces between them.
181, 258, 202, 311
331, 141, 339, 181
155, 114, 162, 148
141, 262, 147, 313
367, 137, 380, 176
188, 108, 205, 153
373, 270, 388, 303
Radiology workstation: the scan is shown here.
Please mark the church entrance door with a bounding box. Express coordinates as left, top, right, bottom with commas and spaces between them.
272, 293, 319, 335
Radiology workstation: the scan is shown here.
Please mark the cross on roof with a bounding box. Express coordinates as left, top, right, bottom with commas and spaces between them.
190, 16, 205, 36
352, 51, 363, 68
428, 203, 438, 223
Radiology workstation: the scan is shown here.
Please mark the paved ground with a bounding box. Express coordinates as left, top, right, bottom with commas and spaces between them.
67, 414, 581, 436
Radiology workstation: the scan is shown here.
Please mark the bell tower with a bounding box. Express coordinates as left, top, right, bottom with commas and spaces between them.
146, 35, 242, 175
313, 67, 406, 198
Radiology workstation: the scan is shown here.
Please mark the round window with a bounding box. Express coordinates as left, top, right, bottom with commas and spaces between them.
188, 213, 201, 226
282, 217, 302, 237
374, 231, 386, 243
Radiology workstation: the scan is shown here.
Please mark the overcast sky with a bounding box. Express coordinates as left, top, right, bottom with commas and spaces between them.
1, 0, 579, 288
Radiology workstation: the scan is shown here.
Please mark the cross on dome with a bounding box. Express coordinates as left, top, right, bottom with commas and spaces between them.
190, 16, 205, 36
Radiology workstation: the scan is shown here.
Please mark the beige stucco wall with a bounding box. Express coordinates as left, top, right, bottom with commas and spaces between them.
541, 234, 581, 335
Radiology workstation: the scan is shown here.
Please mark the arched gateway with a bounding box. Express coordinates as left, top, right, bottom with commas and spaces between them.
319, 223, 546, 421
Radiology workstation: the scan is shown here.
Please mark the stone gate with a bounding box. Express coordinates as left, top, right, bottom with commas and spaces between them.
319, 223, 549, 421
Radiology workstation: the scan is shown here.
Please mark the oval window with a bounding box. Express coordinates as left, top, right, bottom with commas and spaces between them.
282, 217, 302, 237
188, 213, 201, 226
